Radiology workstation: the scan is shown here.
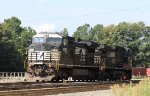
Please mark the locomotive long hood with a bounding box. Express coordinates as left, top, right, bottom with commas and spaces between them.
77, 41, 99, 48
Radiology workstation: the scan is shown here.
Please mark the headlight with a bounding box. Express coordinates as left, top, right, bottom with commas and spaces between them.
29, 48, 34, 52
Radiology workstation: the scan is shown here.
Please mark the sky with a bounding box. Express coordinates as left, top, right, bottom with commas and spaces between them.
0, 0, 150, 35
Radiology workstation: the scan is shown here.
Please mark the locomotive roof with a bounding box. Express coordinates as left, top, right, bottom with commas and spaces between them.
76, 40, 99, 48
33, 33, 62, 38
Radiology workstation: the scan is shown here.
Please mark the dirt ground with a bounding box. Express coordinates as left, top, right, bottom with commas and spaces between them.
46, 89, 114, 96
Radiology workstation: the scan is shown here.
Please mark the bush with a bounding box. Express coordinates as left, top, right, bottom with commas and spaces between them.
111, 78, 150, 96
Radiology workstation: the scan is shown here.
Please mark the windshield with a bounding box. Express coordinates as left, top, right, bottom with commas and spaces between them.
32, 37, 45, 43
46, 38, 62, 43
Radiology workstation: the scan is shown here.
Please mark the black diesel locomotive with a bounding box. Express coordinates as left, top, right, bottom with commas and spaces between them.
27, 33, 132, 81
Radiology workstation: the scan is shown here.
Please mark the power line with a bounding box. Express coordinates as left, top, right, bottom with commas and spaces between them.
24, 5, 150, 23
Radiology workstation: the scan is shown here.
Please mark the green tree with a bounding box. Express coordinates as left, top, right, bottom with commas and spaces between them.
92, 24, 103, 42
98, 24, 116, 45
0, 17, 36, 71
73, 23, 102, 41
138, 26, 150, 67
60, 28, 68, 37
73, 23, 91, 40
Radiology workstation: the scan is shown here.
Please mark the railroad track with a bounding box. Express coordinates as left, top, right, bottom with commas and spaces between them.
0, 81, 129, 96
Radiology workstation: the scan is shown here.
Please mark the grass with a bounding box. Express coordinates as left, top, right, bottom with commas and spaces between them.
111, 78, 150, 96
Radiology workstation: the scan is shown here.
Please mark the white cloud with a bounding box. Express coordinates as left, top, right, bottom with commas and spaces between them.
32, 23, 55, 33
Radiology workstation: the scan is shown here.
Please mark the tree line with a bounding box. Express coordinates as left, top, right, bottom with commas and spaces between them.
0, 17, 36, 71
0, 16, 150, 71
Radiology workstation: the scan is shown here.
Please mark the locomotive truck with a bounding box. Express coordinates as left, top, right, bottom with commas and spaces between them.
26, 32, 132, 82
